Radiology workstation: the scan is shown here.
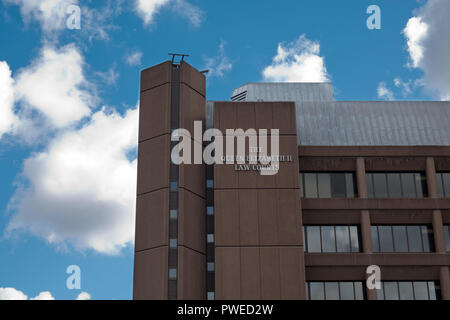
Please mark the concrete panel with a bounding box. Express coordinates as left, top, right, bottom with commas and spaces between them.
139, 83, 171, 142
240, 248, 261, 299
133, 247, 168, 300
279, 247, 306, 299
180, 61, 206, 96
179, 139, 205, 198
215, 247, 241, 300
260, 247, 281, 300
137, 135, 170, 195
239, 190, 259, 245
177, 247, 205, 300
180, 83, 206, 137
135, 189, 169, 252
215, 190, 240, 246
141, 61, 171, 92
277, 189, 302, 246
178, 189, 205, 253
272, 102, 297, 135
258, 190, 278, 245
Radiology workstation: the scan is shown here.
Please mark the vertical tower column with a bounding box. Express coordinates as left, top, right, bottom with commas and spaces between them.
426, 157, 446, 253
425, 157, 449, 300
133, 61, 206, 300
356, 157, 377, 300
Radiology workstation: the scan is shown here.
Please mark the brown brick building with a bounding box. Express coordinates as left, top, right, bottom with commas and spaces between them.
133, 60, 450, 300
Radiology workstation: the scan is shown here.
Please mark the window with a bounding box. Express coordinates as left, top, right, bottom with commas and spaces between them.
306, 282, 364, 300
206, 179, 214, 189
207, 206, 214, 216
371, 225, 434, 253
170, 181, 178, 191
207, 234, 214, 243
169, 210, 178, 220
444, 225, 450, 252
303, 226, 361, 253
207, 262, 215, 272
207, 292, 215, 300
366, 172, 427, 198
169, 238, 177, 248
300, 173, 356, 198
377, 281, 440, 300
168, 268, 177, 280
437, 172, 450, 197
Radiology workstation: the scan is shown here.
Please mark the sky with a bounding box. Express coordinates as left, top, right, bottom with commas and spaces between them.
0, 0, 449, 300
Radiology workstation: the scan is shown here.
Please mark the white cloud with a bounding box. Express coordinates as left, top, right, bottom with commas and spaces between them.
30, 291, 55, 300
0, 287, 90, 300
134, 0, 203, 26
0, 61, 18, 138
203, 41, 232, 78
403, 0, 450, 100
134, 0, 171, 25
7, 107, 138, 255
4, 0, 76, 33
4, 0, 120, 41
76, 291, 91, 300
393, 77, 413, 97
262, 35, 330, 82
403, 17, 428, 68
96, 67, 120, 86
0, 287, 28, 300
0, 287, 54, 300
14, 44, 95, 128
172, 0, 204, 27
125, 50, 143, 67
377, 82, 394, 100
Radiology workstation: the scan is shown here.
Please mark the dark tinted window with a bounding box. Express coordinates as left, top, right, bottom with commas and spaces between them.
366, 172, 428, 198
309, 282, 325, 300
437, 173, 450, 197
373, 173, 388, 198
372, 225, 434, 253
304, 225, 361, 253
377, 281, 440, 300
300, 172, 356, 198
444, 225, 450, 252
306, 282, 365, 300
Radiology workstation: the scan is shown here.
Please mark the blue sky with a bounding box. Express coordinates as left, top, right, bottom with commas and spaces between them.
0, 0, 449, 300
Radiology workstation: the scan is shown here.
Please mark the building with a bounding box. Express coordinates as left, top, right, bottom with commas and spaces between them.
133, 60, 450, 300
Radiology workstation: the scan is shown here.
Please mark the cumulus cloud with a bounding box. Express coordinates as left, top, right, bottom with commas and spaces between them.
203, 41, 232, 78
4, 0, 119, 40
30, 291, 55, 300
4, 0, 76, 33
377, 82, 395, 100
134, 0, 171, 25
0, 287, 54, 300
7, 107, 138, 255
125, 50, 143, 67
0, 61, 18, 138
14, 44, 95, 128
262, 35, 330, 82
0, 287, 90, 300
403, 0, 450, 100
403, 17, 428, 68
76, 291, 91, 300
134, 0, 203, 26
0, 287, 28, 300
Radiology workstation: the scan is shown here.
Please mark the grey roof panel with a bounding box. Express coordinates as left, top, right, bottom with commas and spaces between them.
231, 82, 335, 102
295, 101, 450, 146
218, 83, 450, 146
